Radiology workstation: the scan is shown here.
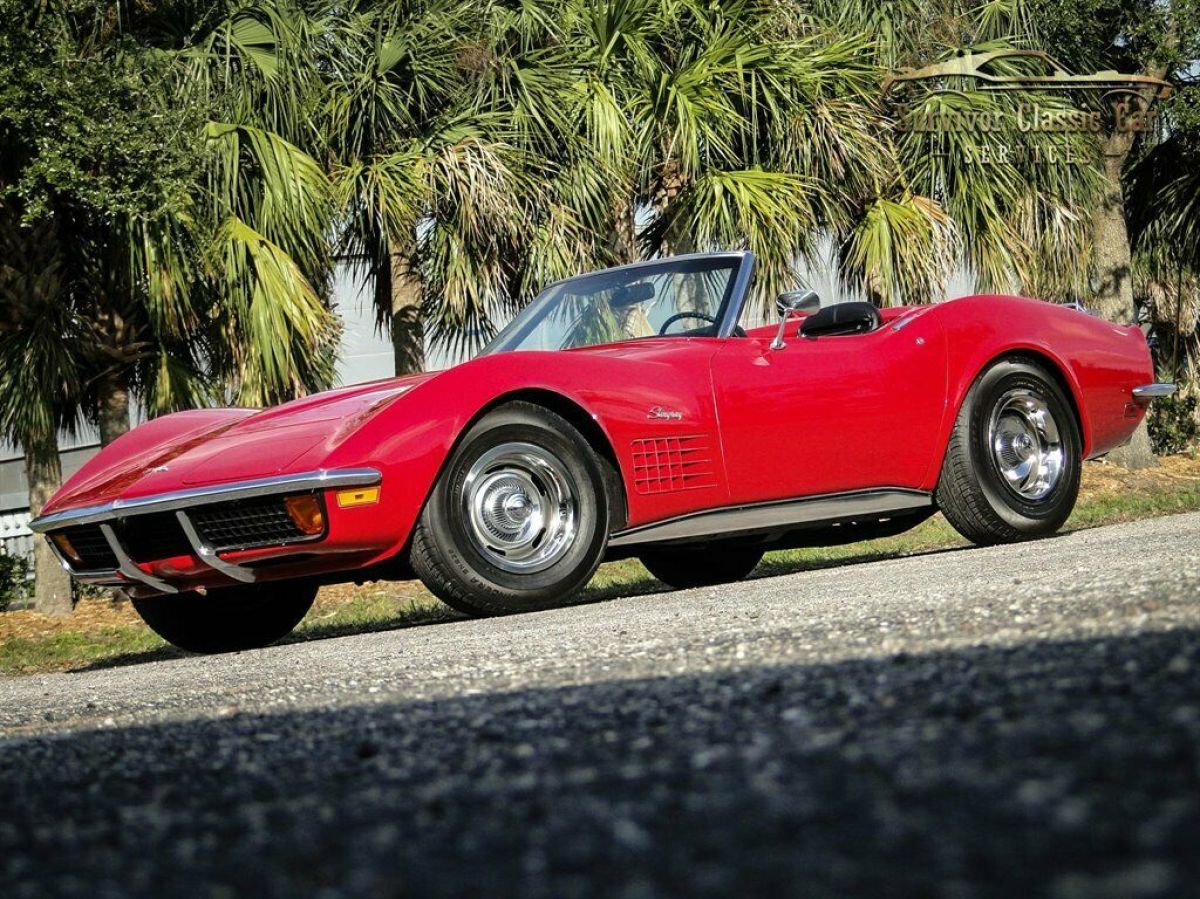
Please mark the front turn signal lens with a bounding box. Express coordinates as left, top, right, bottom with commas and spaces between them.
284, 494, 325, 536
50, 532, 82, 564
336, 486, 380, 508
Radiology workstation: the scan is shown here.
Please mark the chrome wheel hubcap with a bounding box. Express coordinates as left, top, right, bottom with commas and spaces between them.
462, 442, 578, 573
989, 388, 1064, 501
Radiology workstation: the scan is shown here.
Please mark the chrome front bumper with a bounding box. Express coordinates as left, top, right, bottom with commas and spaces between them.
30, 468, 381, 593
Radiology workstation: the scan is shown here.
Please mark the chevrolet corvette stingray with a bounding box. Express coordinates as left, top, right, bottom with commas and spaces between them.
32, 252, 1172, 652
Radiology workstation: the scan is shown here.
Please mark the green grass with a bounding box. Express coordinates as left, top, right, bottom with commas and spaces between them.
0, 627, 168, 676
295, 592, 457, 641
3, 476, 1199, 677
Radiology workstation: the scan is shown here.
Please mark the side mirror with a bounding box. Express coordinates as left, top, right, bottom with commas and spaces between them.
770, 289, 820, 349
776, 289, 820, 316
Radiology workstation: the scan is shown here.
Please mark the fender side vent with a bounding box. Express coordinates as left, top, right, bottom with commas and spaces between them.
630, 435, 718, 495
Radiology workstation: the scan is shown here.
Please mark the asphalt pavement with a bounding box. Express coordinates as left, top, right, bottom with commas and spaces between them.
2, 512, 1200, 898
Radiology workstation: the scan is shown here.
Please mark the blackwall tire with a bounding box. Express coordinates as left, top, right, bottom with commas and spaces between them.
640, 545, 764, 590
131, 580, 317, 654
410, 402, 610, 616
936, 358, 1081, 545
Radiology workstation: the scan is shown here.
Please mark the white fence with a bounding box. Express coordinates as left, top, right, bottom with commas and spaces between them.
0, 511, 34, 567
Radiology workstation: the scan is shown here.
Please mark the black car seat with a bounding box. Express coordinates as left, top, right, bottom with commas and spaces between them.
799, 301, 882, 337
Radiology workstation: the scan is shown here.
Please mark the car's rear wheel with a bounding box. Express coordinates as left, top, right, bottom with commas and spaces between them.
131, 580, 317, 654
410, 402, 610, 616
936, 357, 1081, 544
640, 544, 764, 590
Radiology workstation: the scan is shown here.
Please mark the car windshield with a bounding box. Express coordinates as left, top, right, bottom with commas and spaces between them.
482, 255, 742, 355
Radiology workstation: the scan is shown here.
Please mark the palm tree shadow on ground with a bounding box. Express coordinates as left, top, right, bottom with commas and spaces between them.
19, 628, 1200, 896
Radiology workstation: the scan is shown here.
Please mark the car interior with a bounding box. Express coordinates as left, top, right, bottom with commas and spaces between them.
491, 255, 899, 353
798, 301, 882, 337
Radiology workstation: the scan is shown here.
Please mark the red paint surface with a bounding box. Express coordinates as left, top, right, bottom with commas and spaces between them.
40, 295, 1153, 592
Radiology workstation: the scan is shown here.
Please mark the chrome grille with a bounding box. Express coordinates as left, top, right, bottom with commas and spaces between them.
189, 494, 315, 551
55, 525, 118, 571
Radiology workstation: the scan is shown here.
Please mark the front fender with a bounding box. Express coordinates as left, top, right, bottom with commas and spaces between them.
322, 342, 728, 560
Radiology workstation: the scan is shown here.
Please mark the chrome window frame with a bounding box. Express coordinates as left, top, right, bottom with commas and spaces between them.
480, 251, 757, 354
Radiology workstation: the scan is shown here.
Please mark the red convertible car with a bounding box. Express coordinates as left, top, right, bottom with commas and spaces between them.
32, 252, 1171, 652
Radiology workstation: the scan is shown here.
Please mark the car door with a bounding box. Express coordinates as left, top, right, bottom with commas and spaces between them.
710, 311, 948, 505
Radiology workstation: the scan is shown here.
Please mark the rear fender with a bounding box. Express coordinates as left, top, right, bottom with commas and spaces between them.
921, 296, 1153, 489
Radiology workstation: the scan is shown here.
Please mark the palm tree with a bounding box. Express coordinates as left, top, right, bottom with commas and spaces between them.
419, 0, 895, 333
0, 1, 341, 611
561, 0, 891, 307
806, 0, 1101, 308
323, 0, 895, 365
324, 0, 577, 371
176, 3, 343, 404
1127, 121, 1200, 436
1022, 0, 1198, 465
0, 215, 81, 616
474, 0, 1099, 325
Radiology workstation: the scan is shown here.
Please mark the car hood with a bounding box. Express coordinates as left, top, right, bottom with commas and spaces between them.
45, 339, 703, 515
45, 373, 436, 512
170, 374, 440, 487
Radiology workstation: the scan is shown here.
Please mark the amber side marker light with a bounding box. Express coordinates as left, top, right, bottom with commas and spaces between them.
336, 486, 381, 509
284, 494, 326, 535
50, 532, 82, 564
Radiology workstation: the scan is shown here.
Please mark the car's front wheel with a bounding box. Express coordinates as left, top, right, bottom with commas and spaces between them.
936, 357, 1081, 544
131, 580, 318, 653
411, 402, 611, 616
640, 544, 764, 590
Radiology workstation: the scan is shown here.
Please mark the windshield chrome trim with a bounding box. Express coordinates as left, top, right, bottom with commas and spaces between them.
718, 252, 756, 337
482, 251, 756, 355
29, 468, 382, 533
540, 251, 753, 295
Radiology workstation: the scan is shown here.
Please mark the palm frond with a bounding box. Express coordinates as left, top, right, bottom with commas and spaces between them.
210, 215, 339, 405
206, 121, 334, 273
651, 168, 819, 307
842, 194, 958, 306
0, 216, 85, 455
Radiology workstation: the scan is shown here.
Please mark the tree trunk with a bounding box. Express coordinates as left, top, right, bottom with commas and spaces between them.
1088, 86, 1161, 470
97, 370, 130, 447
26, 440, 72, 617
389, 252, 424, 376
649, 163, 689, 258
608, 197, 639, 266
1108, 419, 1157, 471
1090, 152, 1136, 325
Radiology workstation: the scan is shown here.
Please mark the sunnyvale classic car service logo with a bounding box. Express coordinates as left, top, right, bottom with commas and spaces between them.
882, 49, 1172, 164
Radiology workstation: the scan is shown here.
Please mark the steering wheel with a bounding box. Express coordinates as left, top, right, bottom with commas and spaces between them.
658, 311, 717, 335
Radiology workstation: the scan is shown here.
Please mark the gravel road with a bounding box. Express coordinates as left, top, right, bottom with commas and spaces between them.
3, 513, 1200, 898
